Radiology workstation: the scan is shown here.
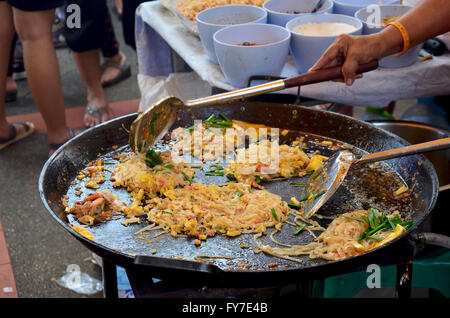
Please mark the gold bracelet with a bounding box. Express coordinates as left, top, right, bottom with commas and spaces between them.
386, 21, 411, 57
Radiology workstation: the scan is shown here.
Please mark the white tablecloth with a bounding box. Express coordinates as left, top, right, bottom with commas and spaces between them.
135, 1, 450, 108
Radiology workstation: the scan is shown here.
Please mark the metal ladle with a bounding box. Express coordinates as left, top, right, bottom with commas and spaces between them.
301, 137, 450, 218
129, 61, 378, 153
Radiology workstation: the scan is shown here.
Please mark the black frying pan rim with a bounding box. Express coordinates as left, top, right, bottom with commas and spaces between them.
367, 119, 450, 136
38, 109, 440, 276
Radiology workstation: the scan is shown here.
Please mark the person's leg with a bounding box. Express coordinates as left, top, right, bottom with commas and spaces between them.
122, 0, 148, 50
0, 2, 26, 138
114, 0, 123, 16
6, 34, 17, 102
12, 7, 71, 147
101, 52, 129, 86
5, 76, 17, 102
100, 9, 129, 86
72, 50, 113, 127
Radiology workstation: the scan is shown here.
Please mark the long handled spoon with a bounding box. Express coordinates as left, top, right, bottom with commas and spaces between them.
129, 61, 378, 153
301, 137, 450, 218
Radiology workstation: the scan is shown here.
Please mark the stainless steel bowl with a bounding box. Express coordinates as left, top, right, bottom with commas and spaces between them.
369, 120, 450, 188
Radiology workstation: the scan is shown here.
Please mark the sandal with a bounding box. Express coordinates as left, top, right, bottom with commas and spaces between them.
112, 5, 123, 21
49, 127, 75, 156
100, 60, 131, 88
84, 104, 113, 128
0, 121, 35, 150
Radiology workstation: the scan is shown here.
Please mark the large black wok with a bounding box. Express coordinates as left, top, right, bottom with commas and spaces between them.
39, 102, 441, 292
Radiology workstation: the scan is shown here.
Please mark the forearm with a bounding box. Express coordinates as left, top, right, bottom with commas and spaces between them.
377, 0, 450, 57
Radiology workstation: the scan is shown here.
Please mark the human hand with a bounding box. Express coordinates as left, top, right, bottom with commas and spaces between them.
309, 33, 385, 86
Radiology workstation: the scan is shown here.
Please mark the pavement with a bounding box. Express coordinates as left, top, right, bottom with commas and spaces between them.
0, 0, 139, 298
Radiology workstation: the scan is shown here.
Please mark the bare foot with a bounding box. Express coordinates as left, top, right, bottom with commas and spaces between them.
101, 51, 127, 85
83, 95, 113, 127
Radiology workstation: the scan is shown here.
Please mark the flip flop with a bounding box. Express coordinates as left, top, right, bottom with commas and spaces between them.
112, 5, 123, 21
101, 60, 131, 88
84, 104, 112, 128
85, 105, 103, 123
0, 121, 35, 150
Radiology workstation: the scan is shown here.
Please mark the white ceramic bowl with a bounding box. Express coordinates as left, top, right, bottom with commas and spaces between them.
214, 23, 291, 88
196, 5, 267, 64
333, 0, 399, 16
286, 13, 362, 73
263, 0, 334, 27
355, 4, 422, 68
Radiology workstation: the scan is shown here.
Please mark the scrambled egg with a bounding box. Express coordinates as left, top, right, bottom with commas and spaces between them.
224, 140, 311, 186
111, 151, 195, 198
71, 225, 94, 241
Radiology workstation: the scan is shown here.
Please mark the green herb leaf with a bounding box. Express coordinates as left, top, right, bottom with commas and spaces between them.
368, 208, 377, 229
367, 221, 388, 236
219, 113, 232, 122
164, 164, 174, 169
312, 167, 324, 181
288, 203, 300, 210
359, 228, 372, 243
150, 112, 162, 136
205, 165, 225, 176
203, 113, 233, 129
359, 209, 411, 243
293, 224, 306, 235
162, 210, 173, 215
205, 171, 225, 176
361, 215, 370, 226
313, 190, 326, 199
400, 221, 413, 229
206, 127, 222, 135
226, 173, 236, 180
289, 182, 306, 187
367, 235, 384, 241
271, 208, 279, 222
342, 215, 364, 223
182, 172, 193, 184
271, 177, 292, 181
299, 193, 310, 202
387, 218, 395, 230
187, 124, 198, 132
145, 149, 163, 168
